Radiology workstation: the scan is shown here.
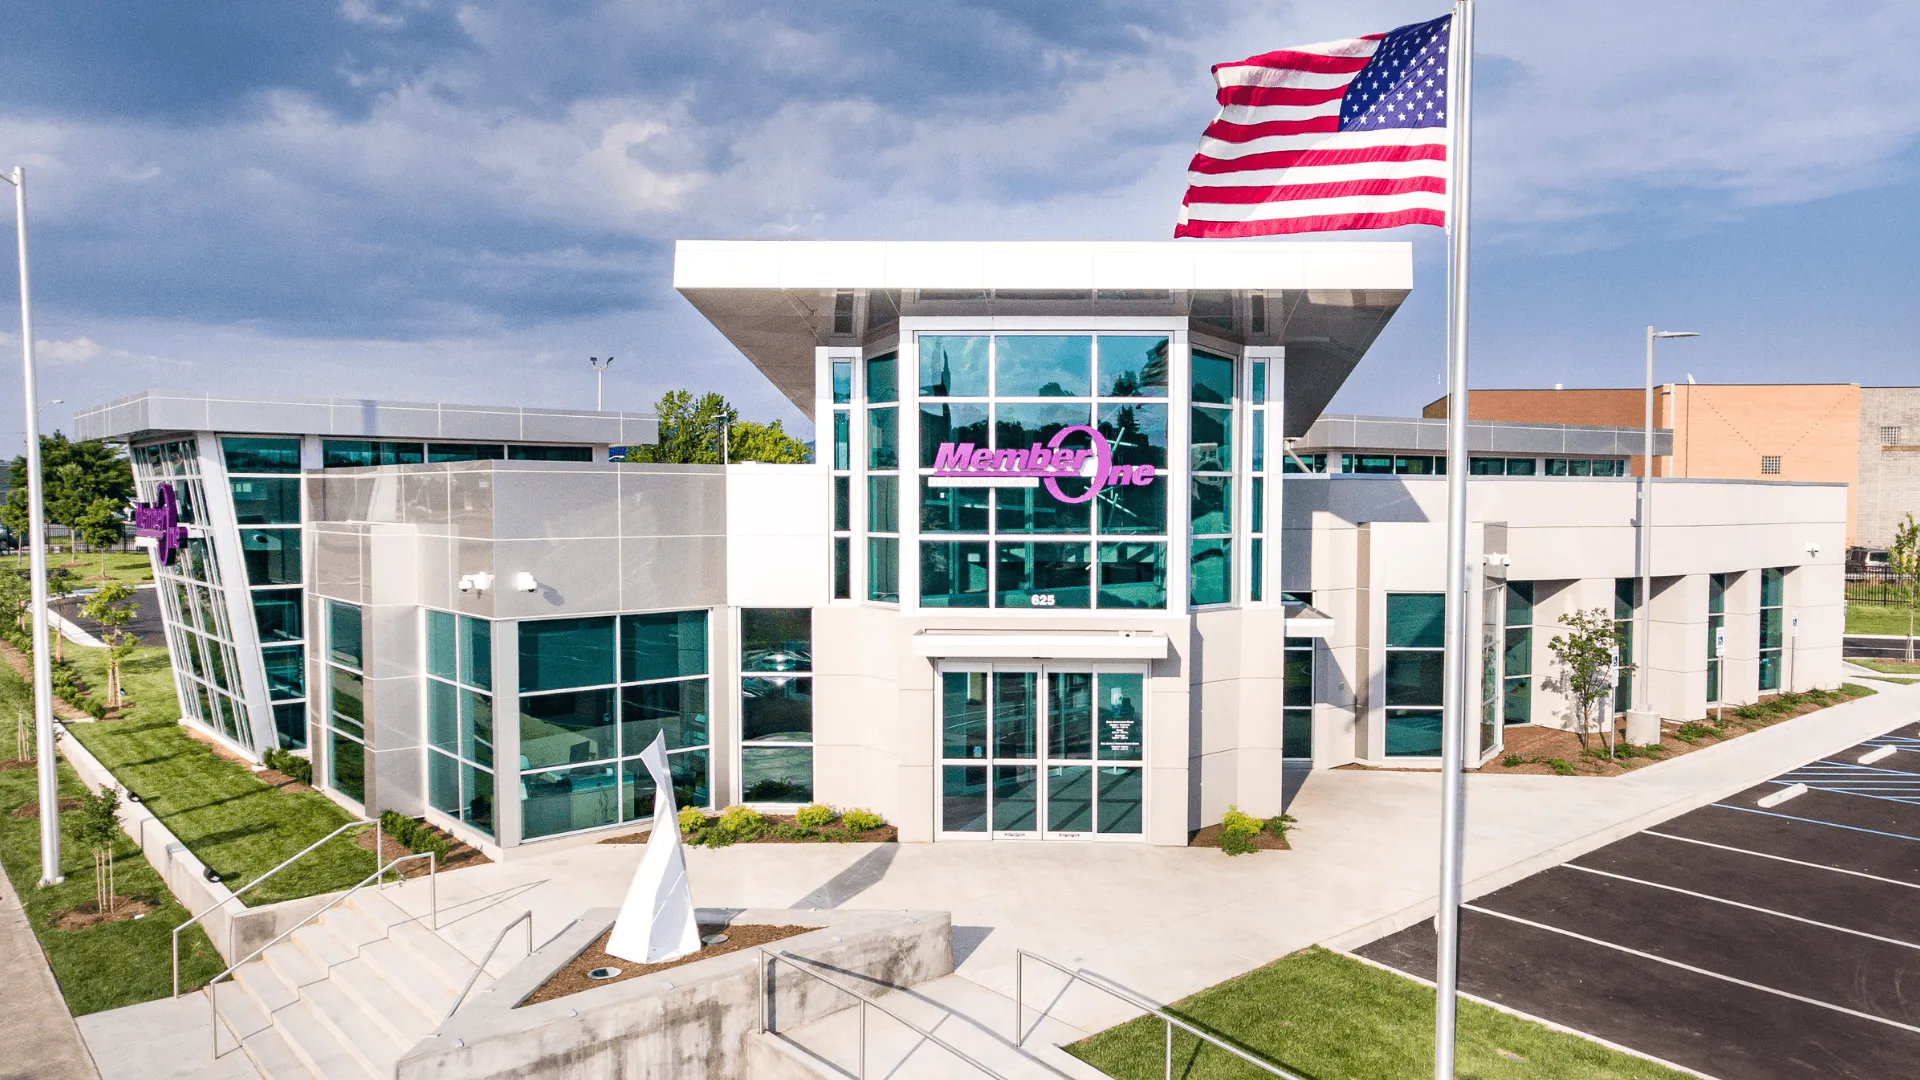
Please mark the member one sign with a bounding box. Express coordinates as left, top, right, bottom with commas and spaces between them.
131, 483, 188, 565
928, 425, 1153, 504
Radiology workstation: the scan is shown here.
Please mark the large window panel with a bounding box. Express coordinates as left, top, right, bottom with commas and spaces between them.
996, 542, 1091, 609
1095, 336, 1170, 397
518, 688, 616, 768
620, 611, 708, 683
995, 336, 1091, 397
921, 541, 990, 608
620, 680, 709, 752
741, 677, 814, 742
518, 616, 615, 693
521, 764, 619, 839
241, 528, 302, 585
230, 478, 301, 525
253, 589, 303, 643
919, 336, 989, 397
221, 436, 300, 474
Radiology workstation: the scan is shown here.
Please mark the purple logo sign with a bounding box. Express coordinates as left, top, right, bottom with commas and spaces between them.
132, 483, 187, 564
930, 424, 1155, 504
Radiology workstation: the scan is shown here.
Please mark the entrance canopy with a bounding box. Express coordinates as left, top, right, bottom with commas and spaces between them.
674, 240, 1412, 427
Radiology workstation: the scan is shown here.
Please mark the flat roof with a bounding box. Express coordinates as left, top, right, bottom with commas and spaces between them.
74, 390, 658, 446
674, 240, 1413, 428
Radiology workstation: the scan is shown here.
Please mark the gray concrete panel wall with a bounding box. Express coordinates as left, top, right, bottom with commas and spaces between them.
1857, 386, 1920, 548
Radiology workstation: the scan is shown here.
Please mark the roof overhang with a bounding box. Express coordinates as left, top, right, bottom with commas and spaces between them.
910, 629, 1170, 661
675, 240, 1412, 426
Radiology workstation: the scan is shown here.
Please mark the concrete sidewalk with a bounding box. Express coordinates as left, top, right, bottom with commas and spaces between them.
0, 860, 99, 1080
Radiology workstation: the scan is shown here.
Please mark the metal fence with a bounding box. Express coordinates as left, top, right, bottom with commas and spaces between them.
1848, 572, 1902, 605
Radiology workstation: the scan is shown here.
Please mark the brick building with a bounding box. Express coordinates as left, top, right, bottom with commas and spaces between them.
1425, 384, 1920, 548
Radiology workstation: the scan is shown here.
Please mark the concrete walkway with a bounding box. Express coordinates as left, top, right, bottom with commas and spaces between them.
75, 682, 1920, 1077
0, 861, 99, 1080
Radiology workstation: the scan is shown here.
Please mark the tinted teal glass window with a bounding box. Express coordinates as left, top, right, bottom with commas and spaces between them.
832, 359, 852, 404
427, 609, 457, 680
620, 611, 708, 682
263, 646, 304, 700
520, 764, 618, 839
920, 403, 990, 467
1190, 349, 1235, 405
327, 601, 362, 668
461, 616, 491, 691
996, 542, 1091, 608
919, 336, 989, 397
322, 440, 424, 467
740, 746, 813, 802
1191, 407, 1232, 472
995, 402, 1090, 451
1189, 538, 1231, 606
868, 475, 899, 532
518, 617, 616, 692
1097, 542, 1166, 609
833, 412, 850, 471
621, 680, 708, 752
1385, 710, 1443, 756
1386, 594, 1445, 649
920, 481, 989, 533
508, 445, 592, 462
866, 353, 898, 404
1761, 567, 1784, 607
222, 436, 301, 473
519, 688, 617, 768
241, 529, 301, 585
867, 407, 898, 469
741, 609, 812, 672
429, 443, 505, 462
252, 589, 302, 642
921, 542, 989, 608
1095, 336, 1169, 398
995, 336, 1091, 398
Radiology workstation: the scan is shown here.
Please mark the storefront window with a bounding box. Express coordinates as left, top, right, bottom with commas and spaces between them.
426, 610, 496, 837
916, 334, 1170, 610
1384, 593, 1444, 757
516, 610, 712, 840
740, 608, 814, 803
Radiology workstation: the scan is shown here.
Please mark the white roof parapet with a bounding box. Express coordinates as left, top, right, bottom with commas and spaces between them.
73, 390, 659, 447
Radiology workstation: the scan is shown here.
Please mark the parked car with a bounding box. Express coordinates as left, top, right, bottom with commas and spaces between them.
1848, 547, 1891, 575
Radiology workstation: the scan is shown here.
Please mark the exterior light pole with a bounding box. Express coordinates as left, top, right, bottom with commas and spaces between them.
589, 356, 614, 411
5, 166, 60, 885
1634, 327, 1697, 743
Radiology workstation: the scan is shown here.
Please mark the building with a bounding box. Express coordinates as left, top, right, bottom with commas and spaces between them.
1425, 383, 1920, 548
76, 240, 1845, 859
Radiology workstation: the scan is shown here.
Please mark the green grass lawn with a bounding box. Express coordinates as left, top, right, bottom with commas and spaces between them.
0, 665, 225, 1014
1846, 602, 1919, 637
4, 549, 157, 589
1851, 657, 1920, 674
1068, 947, 1693, 1080
60, 642, 376, 906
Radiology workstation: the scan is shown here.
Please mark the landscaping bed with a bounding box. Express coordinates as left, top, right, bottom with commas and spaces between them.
358, 811, 492, 875
522, 922, 811, 1006
1478, 684, 1877, 777
601, 804, 896, 847
1189, 807, 1294, 854
1068, 946, 1692, 1080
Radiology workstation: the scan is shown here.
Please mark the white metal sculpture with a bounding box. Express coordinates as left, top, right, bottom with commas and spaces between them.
605, 732, 700, 964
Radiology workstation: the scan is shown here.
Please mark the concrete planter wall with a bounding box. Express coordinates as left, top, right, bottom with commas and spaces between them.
398, 906, 952, 1080
56, 723, 351, 965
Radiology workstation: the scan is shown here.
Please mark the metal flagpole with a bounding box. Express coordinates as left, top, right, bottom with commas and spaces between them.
1434, 2, 1474, 1077
5, 165, 61, 886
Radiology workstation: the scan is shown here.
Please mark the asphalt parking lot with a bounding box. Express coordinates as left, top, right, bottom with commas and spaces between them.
1359, 721, 1920, 1080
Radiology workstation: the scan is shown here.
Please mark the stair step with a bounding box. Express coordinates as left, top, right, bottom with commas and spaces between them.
263, 938, 327, 991
330, 954, 437, 1048
388, 918, 477, 989
209, 978, 274, 1043
319, 905, 392, 951
273, 997, 379, 1080
290, 923, 355, 972
240, 1024, 316, 1080
233, 960, 300, 1018
302, 976, 407, 1078
357, 936, 462, 1019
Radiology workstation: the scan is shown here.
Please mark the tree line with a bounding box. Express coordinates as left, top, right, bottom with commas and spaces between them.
0, 433, 136, 565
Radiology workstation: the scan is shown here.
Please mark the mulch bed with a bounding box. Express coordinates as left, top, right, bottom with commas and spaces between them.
11, 797, 82, 818
0, 757, 35, 772
522, 922, 813, 1006
1189, 820, 1293, 852
49, 895, 160, 931
257, 767, 315, 794
599, 813, 898, 846
355, 823, 493, 875
0, 640, 96, 722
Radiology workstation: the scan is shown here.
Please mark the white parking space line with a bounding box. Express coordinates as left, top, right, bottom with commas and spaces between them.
1757, 783, 1808, 808
1640, 831, 1920, 892
1563, 864, 1920, 951
1861, 745, 1898, 764
1462, 904, 1920, 1036
1713, 803, 1920, 842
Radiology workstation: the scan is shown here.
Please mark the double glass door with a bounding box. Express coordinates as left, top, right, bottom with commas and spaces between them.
938, 663, 1145, 839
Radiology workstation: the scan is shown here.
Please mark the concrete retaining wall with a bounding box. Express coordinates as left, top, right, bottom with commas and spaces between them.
396, 906, 952, 1080
55, 722, 350, 965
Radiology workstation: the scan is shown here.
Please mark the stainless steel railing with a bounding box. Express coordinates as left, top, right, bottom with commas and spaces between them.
758, 948, 1009, 1080
1014, 950, 1302, 1080
444, 910, 535, 1020
171, 818, 377, 998
207, 850, 437, 1059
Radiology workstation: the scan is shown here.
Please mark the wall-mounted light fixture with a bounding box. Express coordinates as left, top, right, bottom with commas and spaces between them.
1805, 542, 1821, 559
512, 571, 539, 593
458, 571, 495, 594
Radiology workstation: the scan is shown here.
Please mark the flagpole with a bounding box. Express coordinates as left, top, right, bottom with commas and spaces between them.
1435, 2, 1474, 1078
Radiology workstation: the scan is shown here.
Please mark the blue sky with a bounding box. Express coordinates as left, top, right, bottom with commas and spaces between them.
1, 0, 1916, 446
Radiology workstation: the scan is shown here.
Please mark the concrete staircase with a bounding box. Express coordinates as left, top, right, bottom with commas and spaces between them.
209, 889, 474, 1079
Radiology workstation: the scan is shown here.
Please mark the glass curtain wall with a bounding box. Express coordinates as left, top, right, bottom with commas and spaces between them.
517, 612, 712, 840
132, 439, 255, 751
1707, 573, 1727, 702
1189, 348, 1235, 606
866, 354, 901, 603
425, 610, 495, 837
324, 600, 367, 804
223, 436, 306, 749
1759, 568, 1785, 691
1384, 593, 1445, 756
1503, 582, 1533, 724
831, 358, 853, 600
739, 609, 815, 803
1247, 358, 1268, 602
916, 334, 1170, 610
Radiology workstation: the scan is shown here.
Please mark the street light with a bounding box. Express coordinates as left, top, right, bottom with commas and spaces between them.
1633, 327, 1698, 745
3, 165, 60, 886
589, 356, 614, 411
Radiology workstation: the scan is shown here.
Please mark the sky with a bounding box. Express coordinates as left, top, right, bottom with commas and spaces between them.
0, 0, 1917, 447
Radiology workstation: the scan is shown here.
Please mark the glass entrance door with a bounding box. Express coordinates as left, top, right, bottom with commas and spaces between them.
938, 663, 1144, 839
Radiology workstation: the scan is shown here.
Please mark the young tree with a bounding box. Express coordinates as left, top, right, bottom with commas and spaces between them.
74, 497, 126, 582
725, 418, 809, 464
1889, 512, 1920, 664
81, 580, 139, 707
1547, 607, 1633, 757
626, 390, 811, 465
43, 566, 78, 662
76, 785, 122, 914
0, 568, 28, 634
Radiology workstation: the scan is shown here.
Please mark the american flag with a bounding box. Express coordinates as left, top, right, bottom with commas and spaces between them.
1175, 13, 1453, 237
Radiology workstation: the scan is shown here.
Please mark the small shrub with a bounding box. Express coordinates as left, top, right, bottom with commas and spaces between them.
794, 803, 836, 829
716, 804, 767, 842
1219, 805, 1264, 857
841, 808, 886, 832
677, 806, 707, 836
1545, 758, 1576, 776
378, 811, 451, 863
1268, 812, 1297, 839
262, 747, 314, 784
1500, 753, 1526, 768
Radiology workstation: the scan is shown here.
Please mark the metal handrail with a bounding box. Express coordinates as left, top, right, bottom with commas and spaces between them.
172, 817, 377, 997
759, 948, 1010, 1080
444, 910, 534, 1020
1014, 950, 1302, 1080
206, 850, 436, 1059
